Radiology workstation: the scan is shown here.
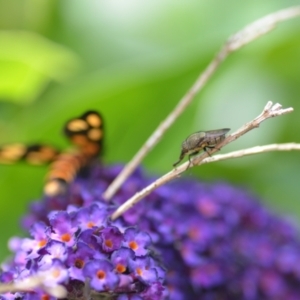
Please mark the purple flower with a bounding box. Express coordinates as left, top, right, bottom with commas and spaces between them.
37, 258, 69, 287
76, 228, 101, 251
1, 183, 167, 299
123, 227, 151, 256
66, 242, 95, 281
74, 203, 109, 230
49, 211, 77, 246
83, 259, 119, 291
140, 281, 168, 300
28, 222, 50, 250
111, 248, 134, 274
100, 226, 123, 253
1, 292, 24, 300
0, 271, 14, 283
128, 256, 158, 284
4, 162, 300, 299
38, 241, 68, 270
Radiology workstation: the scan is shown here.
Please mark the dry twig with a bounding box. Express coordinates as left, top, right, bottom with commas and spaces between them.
103, 6, 300, 201
110, 101, 294, 220
202, 143, 300, 164
0, 275, 67, 298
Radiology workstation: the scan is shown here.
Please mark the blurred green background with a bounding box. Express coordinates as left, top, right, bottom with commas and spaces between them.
0, 0, 300, 260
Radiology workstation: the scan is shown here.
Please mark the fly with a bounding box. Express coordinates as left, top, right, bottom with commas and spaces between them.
173, 128, 230, 167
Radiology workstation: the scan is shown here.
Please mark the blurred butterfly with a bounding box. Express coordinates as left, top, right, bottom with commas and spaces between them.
0, 110, 104, 196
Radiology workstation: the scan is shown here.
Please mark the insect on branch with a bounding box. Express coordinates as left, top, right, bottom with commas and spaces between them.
110, 101, 294, 220
103, 5, 300, 202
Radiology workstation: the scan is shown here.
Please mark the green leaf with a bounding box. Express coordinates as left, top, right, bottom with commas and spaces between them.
0, 30, 80, 104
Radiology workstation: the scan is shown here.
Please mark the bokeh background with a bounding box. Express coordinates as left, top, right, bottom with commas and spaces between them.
0, 0, 300, 260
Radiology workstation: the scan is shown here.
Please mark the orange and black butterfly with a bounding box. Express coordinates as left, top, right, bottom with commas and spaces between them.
0, 111, 104, 196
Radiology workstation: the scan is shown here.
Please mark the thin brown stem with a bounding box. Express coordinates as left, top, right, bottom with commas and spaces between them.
0, 275, 67, 298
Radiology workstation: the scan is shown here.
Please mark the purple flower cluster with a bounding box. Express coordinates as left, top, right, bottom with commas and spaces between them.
1, 201, 167, 299
2, 162, 300, 300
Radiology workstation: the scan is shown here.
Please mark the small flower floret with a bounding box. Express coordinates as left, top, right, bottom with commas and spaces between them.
83, 259, 119, 291
49, 212, 77, 246
100, 226, 123, 253
123, 228, 151, 256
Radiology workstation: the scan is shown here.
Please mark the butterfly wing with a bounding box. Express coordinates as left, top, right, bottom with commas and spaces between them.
0, 143, 59, 165
64, 110, 104, 158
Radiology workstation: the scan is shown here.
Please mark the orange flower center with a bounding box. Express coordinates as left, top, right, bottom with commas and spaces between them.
51, 268, 60, 278
61, 233, 71, 242
129, 241, 138, 250
105, 239, 113, 248
187, 227, 198, 240
38, 239, 47, 248
75, 259, 84, 269
87, 221, 95, 228
116, 264, 126, 273
97, 270, 106, 279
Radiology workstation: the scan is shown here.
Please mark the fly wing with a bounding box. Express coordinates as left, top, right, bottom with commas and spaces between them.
198, 128, 230, 138
186, 132, 206, 149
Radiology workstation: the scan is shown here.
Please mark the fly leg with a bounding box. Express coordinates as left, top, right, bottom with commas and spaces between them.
187, 151, 199, 170
203, 146, 216, 156
173, 151, 185, 168
173, 158, 183, 168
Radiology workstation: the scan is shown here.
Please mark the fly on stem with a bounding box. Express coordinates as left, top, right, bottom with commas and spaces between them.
173, 128, 230, 168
